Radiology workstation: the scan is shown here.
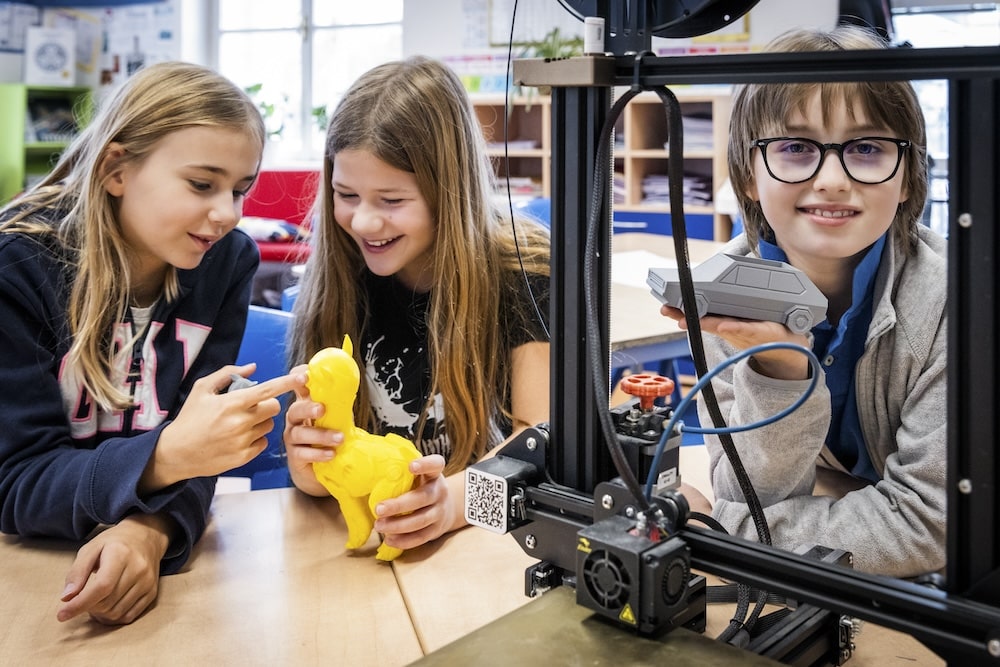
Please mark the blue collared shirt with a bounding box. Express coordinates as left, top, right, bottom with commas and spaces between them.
758, 235, 886, 483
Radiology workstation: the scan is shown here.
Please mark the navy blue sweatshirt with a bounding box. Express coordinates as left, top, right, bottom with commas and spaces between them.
0, 222, 258, 574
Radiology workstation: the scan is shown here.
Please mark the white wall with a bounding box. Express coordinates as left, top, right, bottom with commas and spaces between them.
402, 3, 466, 58
178, 0, 212, 65
739, 0, 840, 45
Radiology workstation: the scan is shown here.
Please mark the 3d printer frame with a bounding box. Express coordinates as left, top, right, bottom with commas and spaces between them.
510, 45, 1000, 664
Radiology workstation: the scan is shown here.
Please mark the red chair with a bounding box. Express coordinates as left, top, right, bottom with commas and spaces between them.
244, 170, 318, 263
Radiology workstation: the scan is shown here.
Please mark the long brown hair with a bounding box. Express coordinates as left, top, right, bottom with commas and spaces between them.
290, 56, 550, 474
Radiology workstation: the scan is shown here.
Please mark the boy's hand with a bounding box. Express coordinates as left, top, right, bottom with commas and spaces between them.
660, 304, 811, 380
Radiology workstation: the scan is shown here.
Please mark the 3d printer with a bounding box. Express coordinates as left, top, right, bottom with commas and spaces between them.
463, 1, 1000, 664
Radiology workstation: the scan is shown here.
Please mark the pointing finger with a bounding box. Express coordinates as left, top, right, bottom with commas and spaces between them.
234, 372, 306, 406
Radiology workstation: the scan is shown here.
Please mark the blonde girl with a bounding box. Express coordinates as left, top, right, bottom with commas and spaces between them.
0, 62, 300, 624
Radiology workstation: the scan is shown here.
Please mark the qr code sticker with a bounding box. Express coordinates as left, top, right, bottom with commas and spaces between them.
465, 469, 508, 534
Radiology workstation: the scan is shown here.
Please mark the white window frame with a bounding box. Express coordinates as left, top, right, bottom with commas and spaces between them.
206, 1, 403, 162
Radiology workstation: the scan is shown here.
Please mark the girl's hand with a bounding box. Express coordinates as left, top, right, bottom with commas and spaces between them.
146, 365, 304, 492
660, 304, 811, 381
282, 364, 344, 496
56, 513, 174, 625
372, 455, 455, 551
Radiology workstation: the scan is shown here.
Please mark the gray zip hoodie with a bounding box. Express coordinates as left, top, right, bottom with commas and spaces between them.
698, 225, 947, 578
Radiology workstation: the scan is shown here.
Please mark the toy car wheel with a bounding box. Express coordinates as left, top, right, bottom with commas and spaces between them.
785, 307, 815, 335
694, 293, 710, 318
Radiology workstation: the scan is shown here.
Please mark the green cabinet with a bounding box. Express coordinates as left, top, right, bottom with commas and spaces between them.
0, 84, 92, 204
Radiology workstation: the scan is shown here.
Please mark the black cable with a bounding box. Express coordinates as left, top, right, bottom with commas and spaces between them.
650, 84, 774, 639
651, 84, 771, 549
707, 583, 787, 607
689, 510, 726, 532
750, 608, 795, 637
502, 0, 550, 340
584, 87, 651, 512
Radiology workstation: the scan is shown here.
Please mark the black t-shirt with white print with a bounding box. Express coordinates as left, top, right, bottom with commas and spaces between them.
359, 269, 548, 462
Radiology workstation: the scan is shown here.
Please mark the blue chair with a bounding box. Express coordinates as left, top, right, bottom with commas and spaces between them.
281, 283, 299, 311
221, 304, 295, 489
515, 197, 551, 228
730, 213, 744, 239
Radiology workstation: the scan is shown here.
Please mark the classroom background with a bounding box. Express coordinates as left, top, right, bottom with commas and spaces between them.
0, 0, 992, 311
1, 5, 996, 663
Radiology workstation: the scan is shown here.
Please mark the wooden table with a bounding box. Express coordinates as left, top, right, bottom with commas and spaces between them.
2, 452, 944, 666
1, 489, 423, 666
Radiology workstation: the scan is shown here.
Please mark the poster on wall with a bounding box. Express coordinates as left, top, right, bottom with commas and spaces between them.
0, 2, 40, 53
23, 25, 75, 85
40, 0, 179, 90
46, 8, 101, 76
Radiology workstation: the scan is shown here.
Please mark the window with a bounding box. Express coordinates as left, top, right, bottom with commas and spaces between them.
892, 3, 999, 48
890, 3, 999, 236
215, 1, 403, 162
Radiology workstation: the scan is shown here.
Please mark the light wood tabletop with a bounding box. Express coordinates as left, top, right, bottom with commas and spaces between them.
2, 450, 943, 666
1, 488, 423, 666
392, 521, 538, 654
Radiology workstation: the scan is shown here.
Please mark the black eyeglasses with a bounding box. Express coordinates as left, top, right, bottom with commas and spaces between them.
751, 136, 911, 185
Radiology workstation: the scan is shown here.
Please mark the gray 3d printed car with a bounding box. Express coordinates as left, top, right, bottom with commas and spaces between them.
647, 253, 828, 334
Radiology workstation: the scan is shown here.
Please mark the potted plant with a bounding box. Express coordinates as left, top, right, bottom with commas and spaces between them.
514, 27, 584, 105
244, 83, 288, 140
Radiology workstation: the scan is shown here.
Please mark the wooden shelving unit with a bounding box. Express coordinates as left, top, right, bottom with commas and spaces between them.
0, 84, 92, 204
473, 95, 551, 203
472, 88, 733, 240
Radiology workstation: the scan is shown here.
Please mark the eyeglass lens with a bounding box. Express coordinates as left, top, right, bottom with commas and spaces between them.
761, 137, 904, 184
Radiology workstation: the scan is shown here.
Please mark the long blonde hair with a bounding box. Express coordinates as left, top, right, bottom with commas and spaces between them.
728, 25, 928, 255
0, 62, 265, 410
290, 56, 550, 474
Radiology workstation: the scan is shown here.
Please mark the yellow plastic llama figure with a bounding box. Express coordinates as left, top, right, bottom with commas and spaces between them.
307, 335, 421, 561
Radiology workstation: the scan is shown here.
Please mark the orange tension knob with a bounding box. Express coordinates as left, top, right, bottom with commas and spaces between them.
620, 373, 675, 411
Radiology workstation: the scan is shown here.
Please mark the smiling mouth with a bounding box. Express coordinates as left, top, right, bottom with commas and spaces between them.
801, 208, 857, 219
365, 236, 400, 248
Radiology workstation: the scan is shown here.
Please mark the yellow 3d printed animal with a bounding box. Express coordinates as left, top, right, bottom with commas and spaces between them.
307, 335, 421, 561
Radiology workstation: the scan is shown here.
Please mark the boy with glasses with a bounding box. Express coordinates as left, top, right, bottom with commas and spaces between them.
661, 25, 946, 578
